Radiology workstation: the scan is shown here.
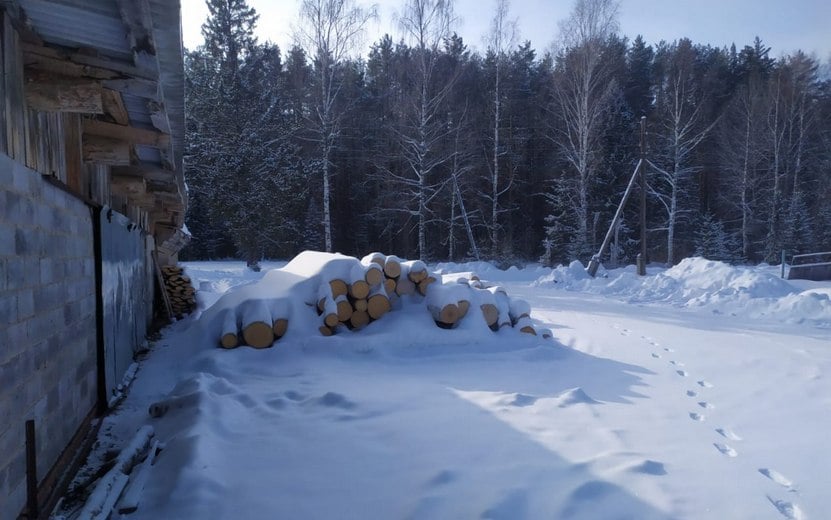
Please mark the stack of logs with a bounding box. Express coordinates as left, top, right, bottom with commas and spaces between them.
161, 265, 196, 318
215, 251, 551, 349
315, 253, 437, 336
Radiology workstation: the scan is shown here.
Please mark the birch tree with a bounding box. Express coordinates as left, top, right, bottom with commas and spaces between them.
483, 0, 517, 256
295, 0, 377, 252
546, 0, 620, 259
393, 0, 457, 259
651, 39, 717, 265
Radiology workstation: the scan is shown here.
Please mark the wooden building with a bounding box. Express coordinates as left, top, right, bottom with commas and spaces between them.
0, 1, 187, 517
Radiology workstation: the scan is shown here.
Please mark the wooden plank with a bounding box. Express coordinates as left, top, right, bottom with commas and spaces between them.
101, 78, 159, 100
23, 43, 155, 80
4, 13, 26, 160
83, 119, 170, 148
83, 136, 131, 165
101, 89, 130, 125
65, 114, 83, 192
24, 71, 103, 113
111, 165, 176, 182
110, 175, 146, 196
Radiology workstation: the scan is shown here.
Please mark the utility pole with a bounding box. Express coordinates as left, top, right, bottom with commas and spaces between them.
637, 116, 647, 276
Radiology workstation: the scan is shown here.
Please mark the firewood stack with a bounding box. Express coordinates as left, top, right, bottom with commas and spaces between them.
206, 251, 549, 349
161, 265, 196, 318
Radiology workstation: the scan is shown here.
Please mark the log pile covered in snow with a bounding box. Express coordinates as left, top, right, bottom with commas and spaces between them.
200, 251, 548, 349
161, 265, 197, 318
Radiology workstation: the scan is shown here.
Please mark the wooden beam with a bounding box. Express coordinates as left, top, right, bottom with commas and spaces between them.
83, 119, 170, 148
83, 136, 131, 165
101, 89, 129, 125
101, 78, 158, 100
24, 71, 103, 113
111, 165, 176, 182
23, 43, 155, 80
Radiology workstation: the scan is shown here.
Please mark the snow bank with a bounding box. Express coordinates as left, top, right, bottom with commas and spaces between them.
535, 257, 831, 327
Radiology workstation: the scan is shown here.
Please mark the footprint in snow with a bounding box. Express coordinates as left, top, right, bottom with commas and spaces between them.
651, 353, 661, 358
714, 443, 738, 457
670, 360, 685, 367
715, 428, 742, 441
686, 390, 698, 397
676, 370, 688, 377
759, 468, 794, 489
689, 412, 705, 422
698, 401, 714, 409
664, 347, 674, 353
767, 497, 805, 520
697, 380, 713, 388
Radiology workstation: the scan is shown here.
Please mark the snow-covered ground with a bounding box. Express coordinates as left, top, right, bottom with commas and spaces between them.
63, 258, 830, 519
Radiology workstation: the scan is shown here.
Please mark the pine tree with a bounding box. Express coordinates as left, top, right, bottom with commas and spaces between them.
694, 213, 737, 262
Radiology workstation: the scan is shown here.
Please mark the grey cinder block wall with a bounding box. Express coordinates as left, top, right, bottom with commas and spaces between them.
0, 154, 97, 519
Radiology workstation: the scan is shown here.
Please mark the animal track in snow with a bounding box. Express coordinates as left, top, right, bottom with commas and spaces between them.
669, 361, 685, 367
686, 390, 698, 397
698, 401, 714, 409
689, 412, 705, 422
759, 468, 794, 489
767, 497, 805, 520
697, 380, 713, 388
676, 370, 688, 377
714, 443, 738, 457
715, 428, 742, 441
663, 347, 674, 353
651, 353, 661, 358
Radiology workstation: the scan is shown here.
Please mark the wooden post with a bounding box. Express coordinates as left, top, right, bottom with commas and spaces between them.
638, 116, 647, 276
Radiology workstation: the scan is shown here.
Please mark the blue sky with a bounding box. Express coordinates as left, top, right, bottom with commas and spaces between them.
181, 0, 831, 61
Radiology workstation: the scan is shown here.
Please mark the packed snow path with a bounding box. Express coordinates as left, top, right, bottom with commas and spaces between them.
75, 261, 829, 520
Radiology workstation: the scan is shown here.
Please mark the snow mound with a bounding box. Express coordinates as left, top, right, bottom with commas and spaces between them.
535, 257, 831, 327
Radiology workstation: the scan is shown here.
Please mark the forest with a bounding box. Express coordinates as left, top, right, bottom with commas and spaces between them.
182, 0, 831, 267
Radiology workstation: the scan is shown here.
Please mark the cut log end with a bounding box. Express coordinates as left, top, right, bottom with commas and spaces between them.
417, 276, 436, 296
408, 269, 428, 284
272, 319, 288, 338
353, 298, 368, 312
365, 267, 383, 287
349, 280, 370, 300
383, 278, 396, 294
337, 300, 353, 322
383, 258, 401, 279
457, 300, 470, 319
433, 303, 459, 326
324, 312, 339, 328
520, 325, 537, 335
319, 325, 333, 337
329, 279, 348, 298
367, 294, 391, 319
349, 310, 369, 330
242, 322, 274, 349
480, 304, 499, 327
220, 333, 238, 349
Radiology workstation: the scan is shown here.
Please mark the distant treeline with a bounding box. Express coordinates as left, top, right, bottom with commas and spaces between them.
182, 0, 831, 266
